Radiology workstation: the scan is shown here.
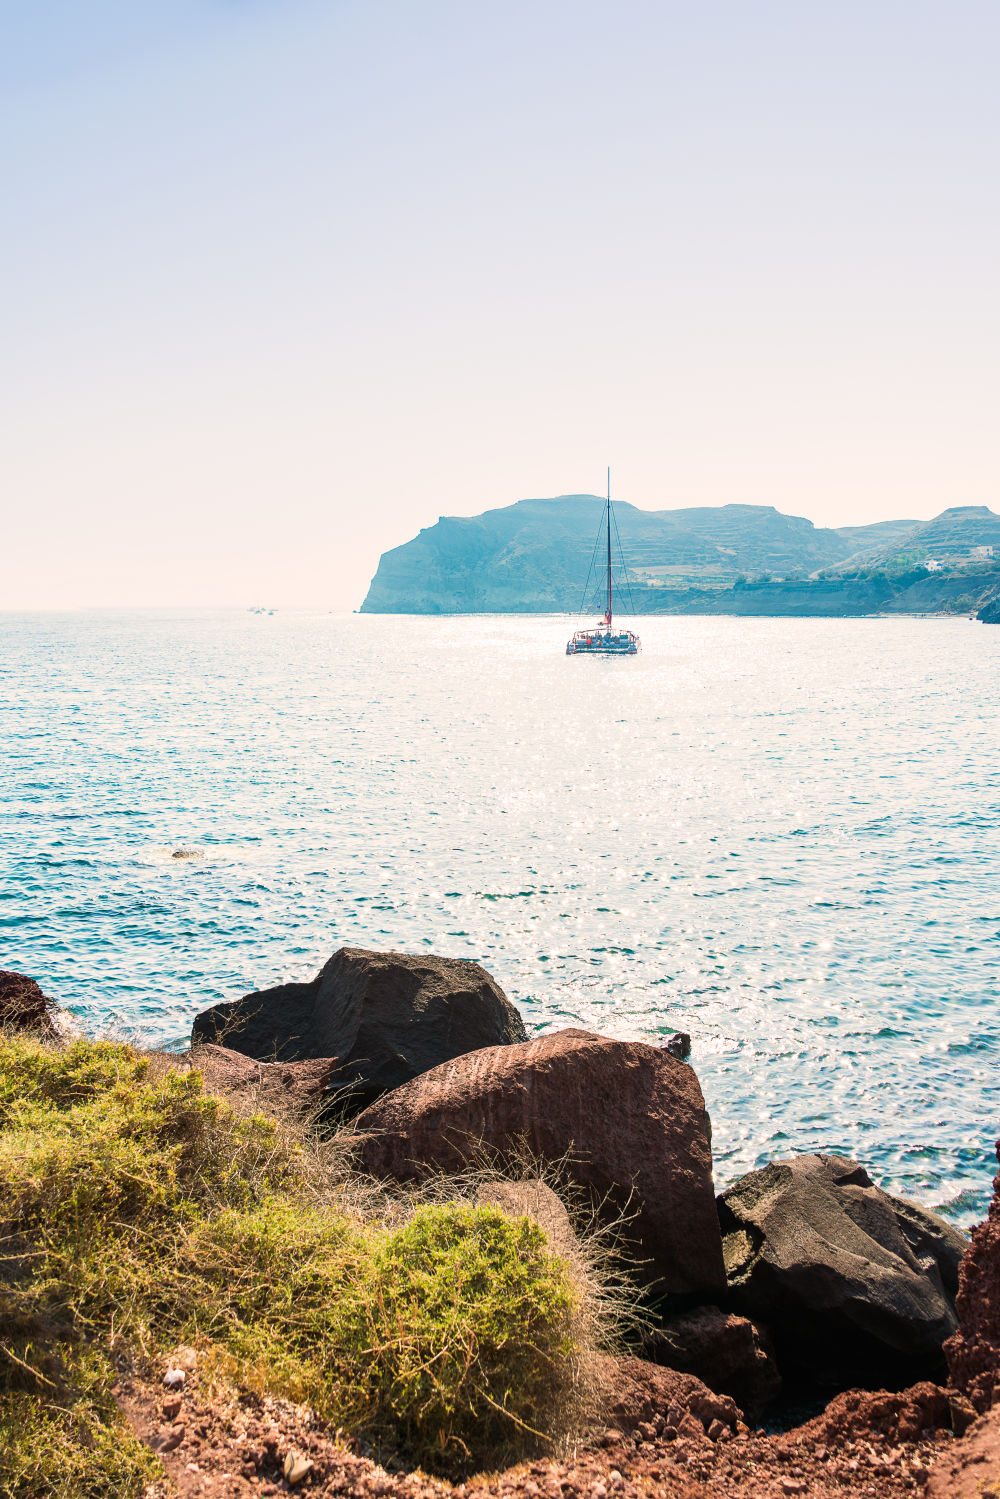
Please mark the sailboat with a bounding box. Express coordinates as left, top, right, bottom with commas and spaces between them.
565, 472, 641, 655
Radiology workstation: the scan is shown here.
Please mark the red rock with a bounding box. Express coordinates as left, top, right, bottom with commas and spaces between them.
185, 1043, 339, 1119
354, 1028, 726, 1297
645, 1307, 780, 1416
927, 1407, 1000, 1498
796, 1381, 975, 1446
0, 969, 57, 1035
946, 1139, 1000, 1411
599, 1356, 740, 1435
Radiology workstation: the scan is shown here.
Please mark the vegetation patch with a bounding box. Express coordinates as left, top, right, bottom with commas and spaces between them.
0, 1034, 603, 1496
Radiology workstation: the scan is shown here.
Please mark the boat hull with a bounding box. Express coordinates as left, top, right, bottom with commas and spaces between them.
566, 630, 639, 655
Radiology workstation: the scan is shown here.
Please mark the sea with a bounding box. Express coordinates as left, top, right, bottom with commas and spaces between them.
2, 609, 998, 1225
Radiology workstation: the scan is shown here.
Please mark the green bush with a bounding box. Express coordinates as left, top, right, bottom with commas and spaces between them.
339, 1202, 577, 1472
0, 1349, 161, 1499
0, 1034, 590, 1493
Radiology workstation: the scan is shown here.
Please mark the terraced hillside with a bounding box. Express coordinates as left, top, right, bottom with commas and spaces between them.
361, 496, 903, 614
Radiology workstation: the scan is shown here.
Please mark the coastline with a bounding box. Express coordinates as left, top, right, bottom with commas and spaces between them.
3, 957, 999, 1498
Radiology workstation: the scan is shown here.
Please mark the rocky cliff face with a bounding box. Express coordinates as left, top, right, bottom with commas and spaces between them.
978, 589, 1000, 623
362, 496, 1000, 615
360, 496, 866, 614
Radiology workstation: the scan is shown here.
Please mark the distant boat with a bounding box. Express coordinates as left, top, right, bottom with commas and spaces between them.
566, 471, 640, 656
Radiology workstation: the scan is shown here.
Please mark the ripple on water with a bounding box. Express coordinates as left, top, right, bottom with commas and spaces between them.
1, 610, 999, 1224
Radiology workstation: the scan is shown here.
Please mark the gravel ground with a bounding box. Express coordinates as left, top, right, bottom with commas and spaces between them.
120, 1352, 969, 1499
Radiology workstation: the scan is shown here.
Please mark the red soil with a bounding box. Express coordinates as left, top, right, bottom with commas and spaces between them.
119, 1353, 960, 1499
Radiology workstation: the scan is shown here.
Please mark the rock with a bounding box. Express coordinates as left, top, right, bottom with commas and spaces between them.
978, 589, 1000, 624
599, 1354, 740, 1436
163, 1368, 186, 1389
354, 1028, 726, 1298
0, 969, 58, 1036
474, 1179, 578, 1257
718, 1153, 968, 1386
927, 1407, 1000, 1499
892, 1193, 968, 1299
185, 1043, 339, 1119
283, 1452, 314, 1485
946, 1139, 1000, 1410
644, 1306, 780, 1416
800, 1381, 976, 1445
191, 947, 527, 1112
663, 1033, 691, 1062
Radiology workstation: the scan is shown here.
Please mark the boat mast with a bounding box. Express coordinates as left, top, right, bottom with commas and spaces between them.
605, 467, 612, 629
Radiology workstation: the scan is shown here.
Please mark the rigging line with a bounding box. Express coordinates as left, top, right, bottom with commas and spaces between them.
577, 499, 606, 617
610, 503, 637, 616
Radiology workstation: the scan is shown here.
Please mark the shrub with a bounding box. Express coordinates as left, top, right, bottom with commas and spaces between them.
337, 1202, 578, 1472
0, 1349, 161, 1499
0, 1034, 596, 1492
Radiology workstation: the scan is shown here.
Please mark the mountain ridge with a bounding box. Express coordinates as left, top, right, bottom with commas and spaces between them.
361, 495, 973, 614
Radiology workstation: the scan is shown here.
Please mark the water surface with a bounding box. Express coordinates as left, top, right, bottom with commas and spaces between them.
2, 610, 997, 1223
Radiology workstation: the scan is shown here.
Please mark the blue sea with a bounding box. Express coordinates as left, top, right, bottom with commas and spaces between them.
2, 609, 998, 1224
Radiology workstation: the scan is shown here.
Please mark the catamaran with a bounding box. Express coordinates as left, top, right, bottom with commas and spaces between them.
565, 472, 641, 656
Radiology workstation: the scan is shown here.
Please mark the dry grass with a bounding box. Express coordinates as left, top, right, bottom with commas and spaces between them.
0, 1031, 633, 1496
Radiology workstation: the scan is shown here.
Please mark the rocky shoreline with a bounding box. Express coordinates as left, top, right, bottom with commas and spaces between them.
5, 950, 1000, 1497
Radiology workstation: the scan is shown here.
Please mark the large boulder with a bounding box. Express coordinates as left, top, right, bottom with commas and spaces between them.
0, 970, 58, 1036
945, 1140, 1000, 1411
184, 1044, 339, 1120
644, 1306, 781, 1416
718, 1153, 969, 1386
190, 947, 527, 1112
353, 1028, 727, 1299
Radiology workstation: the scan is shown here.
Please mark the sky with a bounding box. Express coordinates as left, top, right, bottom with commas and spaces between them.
2, 1, 998, 608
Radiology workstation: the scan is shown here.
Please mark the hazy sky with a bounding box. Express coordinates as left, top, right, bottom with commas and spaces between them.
3, 1, 997, 607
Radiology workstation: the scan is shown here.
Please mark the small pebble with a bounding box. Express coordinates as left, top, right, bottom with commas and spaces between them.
163, 1368, 186, 1389
283, 1451, 315, 1485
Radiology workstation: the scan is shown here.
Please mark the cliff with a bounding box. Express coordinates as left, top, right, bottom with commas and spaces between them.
978, 589, 1000, 624
361, 496, 892, 614
361, 495, 1000, 617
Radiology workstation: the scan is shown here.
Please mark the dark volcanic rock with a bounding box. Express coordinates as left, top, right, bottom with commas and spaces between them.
946, 1140, 1000, 1411
718, 1153, 968, 1386
354, 1028, 726, 1298
0, 969, 57, 1036
891, 1192, 967, 1299
191, 947, 527, 1111
185, 1044, 339, 1119
645, 1307, 781, 1416
663, 1032, 691, 1061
